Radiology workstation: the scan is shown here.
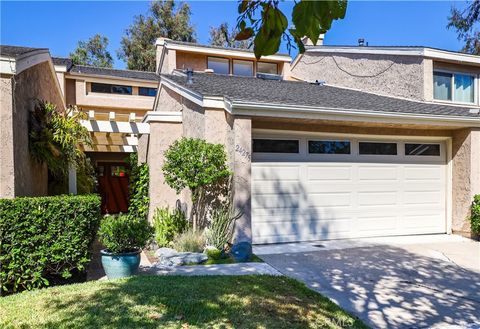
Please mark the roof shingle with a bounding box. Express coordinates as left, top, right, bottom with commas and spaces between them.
0, 45, 47, 58
163, 72, 480, 119
69, 65, 160, 82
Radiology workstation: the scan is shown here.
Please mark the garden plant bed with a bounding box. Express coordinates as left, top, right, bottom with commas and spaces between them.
0, 275, 368, 329
185, 253, 264, 266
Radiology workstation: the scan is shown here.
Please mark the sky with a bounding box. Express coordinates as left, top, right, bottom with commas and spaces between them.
0, 1, 470, 69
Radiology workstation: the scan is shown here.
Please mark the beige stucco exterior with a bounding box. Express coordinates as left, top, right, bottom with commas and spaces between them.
0, 61, 65, 198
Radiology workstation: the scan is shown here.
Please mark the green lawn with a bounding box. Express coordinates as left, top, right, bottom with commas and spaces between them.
0, 275, 368, 329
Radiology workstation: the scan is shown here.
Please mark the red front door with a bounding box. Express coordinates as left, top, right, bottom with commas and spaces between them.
97, 163, 129, 214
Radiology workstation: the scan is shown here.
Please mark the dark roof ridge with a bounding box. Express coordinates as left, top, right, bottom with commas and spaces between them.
72, 64, 155, 74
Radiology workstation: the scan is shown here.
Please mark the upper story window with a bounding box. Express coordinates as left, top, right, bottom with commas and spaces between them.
91, 83, 132, 95
207, 57, 229, 75
139, 87, 157, 97
257, 62, 278, 75
233, 59, 253, 76
433, 71, 475, 104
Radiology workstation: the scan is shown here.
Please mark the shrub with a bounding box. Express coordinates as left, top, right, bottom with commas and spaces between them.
471, 195, 480, 236
153, 207, 188, 247
172, 229, 206, 253
98, 214, 153, 254
0, 194, 101, 295
162, 138, 231, 230
128, 153, 149, 221
206, 201, 241, 251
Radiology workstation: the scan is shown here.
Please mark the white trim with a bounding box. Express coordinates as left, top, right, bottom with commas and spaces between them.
80, 119, 150, 134
0, 57, 16, 74
160, 76, 204, 106
307, 46, 480, 66
446, 138, 453, 234
142, 111, 182, 123
159, 39, 291, 62
54, 65, 67, 73
232, 101, 480, 127
15, 51, 51, 75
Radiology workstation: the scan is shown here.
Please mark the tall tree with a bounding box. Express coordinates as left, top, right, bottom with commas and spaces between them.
448, 0, 480, 55
118, 0, 196, 72
209, 22, 251, 49
69, 34, 113, 68
235, 0, 347, 59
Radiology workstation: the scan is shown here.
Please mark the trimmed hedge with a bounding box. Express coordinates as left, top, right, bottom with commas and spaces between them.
0, 194, 101, 295
471, 195, 480, 237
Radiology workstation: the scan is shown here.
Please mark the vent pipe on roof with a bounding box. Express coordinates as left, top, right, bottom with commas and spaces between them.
186, 68, 193, 84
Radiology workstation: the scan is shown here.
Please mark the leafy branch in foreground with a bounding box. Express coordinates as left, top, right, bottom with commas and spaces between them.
235, 0, 347, 58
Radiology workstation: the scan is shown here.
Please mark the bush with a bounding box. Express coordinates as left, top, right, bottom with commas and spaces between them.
162, 138, 231, 230
153, 207, 188, 247
0, 194, 101, 295
127, 153, 149, 221
98, 214, 153, 254
471, 195, 480, 236
206, 201, 241, 251
172, 229, 206, 253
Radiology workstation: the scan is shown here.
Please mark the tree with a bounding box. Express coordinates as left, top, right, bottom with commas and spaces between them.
448, 0, 480, 55
69, 34, 113, 68
209, 22, 251, 49
162, 138, 231, 231
119, 0, 196, 71
235, 0, 347, 59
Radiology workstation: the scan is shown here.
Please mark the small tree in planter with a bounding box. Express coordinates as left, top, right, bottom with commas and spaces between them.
98, 214, 153, 279
471, 195, 480, 239
162, 138, 231, 231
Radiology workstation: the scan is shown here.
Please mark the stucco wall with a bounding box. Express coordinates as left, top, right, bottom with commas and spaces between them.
292, 52, 426, 100
0, 75, 15, 198
11, 61, 65, 197
452, 128, 480, 236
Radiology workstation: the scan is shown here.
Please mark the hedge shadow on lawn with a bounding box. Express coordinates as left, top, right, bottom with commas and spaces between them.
36, 275, 366, 329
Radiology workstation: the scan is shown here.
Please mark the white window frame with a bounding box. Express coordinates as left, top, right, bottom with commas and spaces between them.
433, 69, 478, 105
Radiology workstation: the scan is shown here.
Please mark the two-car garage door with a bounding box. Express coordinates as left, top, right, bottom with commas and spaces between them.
251, 134, 447, 244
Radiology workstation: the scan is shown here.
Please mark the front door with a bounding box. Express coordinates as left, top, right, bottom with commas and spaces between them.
97, 163, 129, 214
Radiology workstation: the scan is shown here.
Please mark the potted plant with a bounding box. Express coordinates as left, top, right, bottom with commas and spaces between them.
98, 214, 153, 279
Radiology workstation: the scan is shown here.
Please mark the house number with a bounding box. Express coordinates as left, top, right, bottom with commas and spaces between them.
235, 144, 251, 161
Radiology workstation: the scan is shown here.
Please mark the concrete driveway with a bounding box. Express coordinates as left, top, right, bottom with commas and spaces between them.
254, 235, 480, 329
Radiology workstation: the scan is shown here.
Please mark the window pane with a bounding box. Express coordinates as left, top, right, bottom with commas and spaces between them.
111, 166, 126, 177
433, 71, 452, 101
309, 141, 350, 154
91, 83, 111, 93
405, 143, 440, 156
253, 139, 299, 153
359, 142, 397, 155
139, 87, 157, 97
233, 60, 253, 76
454, 73, 475, 103
208, 57, 229, 75
111, 85, 132, 95
257, 62, 278, 74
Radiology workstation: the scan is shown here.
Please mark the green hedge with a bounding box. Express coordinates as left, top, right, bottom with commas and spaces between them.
0, 194, 101, 295
471, 195, 480, 237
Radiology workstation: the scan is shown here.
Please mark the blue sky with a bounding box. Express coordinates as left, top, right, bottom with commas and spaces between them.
0, 1, 469, 69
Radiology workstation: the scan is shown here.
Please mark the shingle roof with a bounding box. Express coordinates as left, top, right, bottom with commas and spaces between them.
163, 73, 480, 118
0, 45, 48, 58
52, 57, 73, 69
69, 65, 159, 81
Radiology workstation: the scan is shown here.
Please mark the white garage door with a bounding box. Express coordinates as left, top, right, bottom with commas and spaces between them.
252, 134, 447, 244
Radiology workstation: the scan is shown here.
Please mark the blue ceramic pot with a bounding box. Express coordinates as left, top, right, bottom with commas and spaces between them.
100, 249, 141, 279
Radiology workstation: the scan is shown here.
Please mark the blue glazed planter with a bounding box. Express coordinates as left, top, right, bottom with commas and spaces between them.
100, 249, 141, 279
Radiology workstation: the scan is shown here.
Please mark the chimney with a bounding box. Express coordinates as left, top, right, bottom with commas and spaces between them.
301, 34, 325, 46
186, 68, 193, 84
358, 38, 365, 47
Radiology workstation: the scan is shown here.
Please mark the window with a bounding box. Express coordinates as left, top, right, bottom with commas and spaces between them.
433, 71, 475, 103
207, 57, 229, 75
253, 139, 299, 153
359, 142, 397, 155
111, 166, 127, 177
257, 62, 278, 74
139, 87, 157, 97
91, 83, 132, 95
233, 60, 254, 76
308, 141, 350, 154
405, 143, 440, 156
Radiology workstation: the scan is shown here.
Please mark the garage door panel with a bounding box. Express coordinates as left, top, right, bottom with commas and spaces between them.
307, 165, 352, 181
252, 137, 447, 243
